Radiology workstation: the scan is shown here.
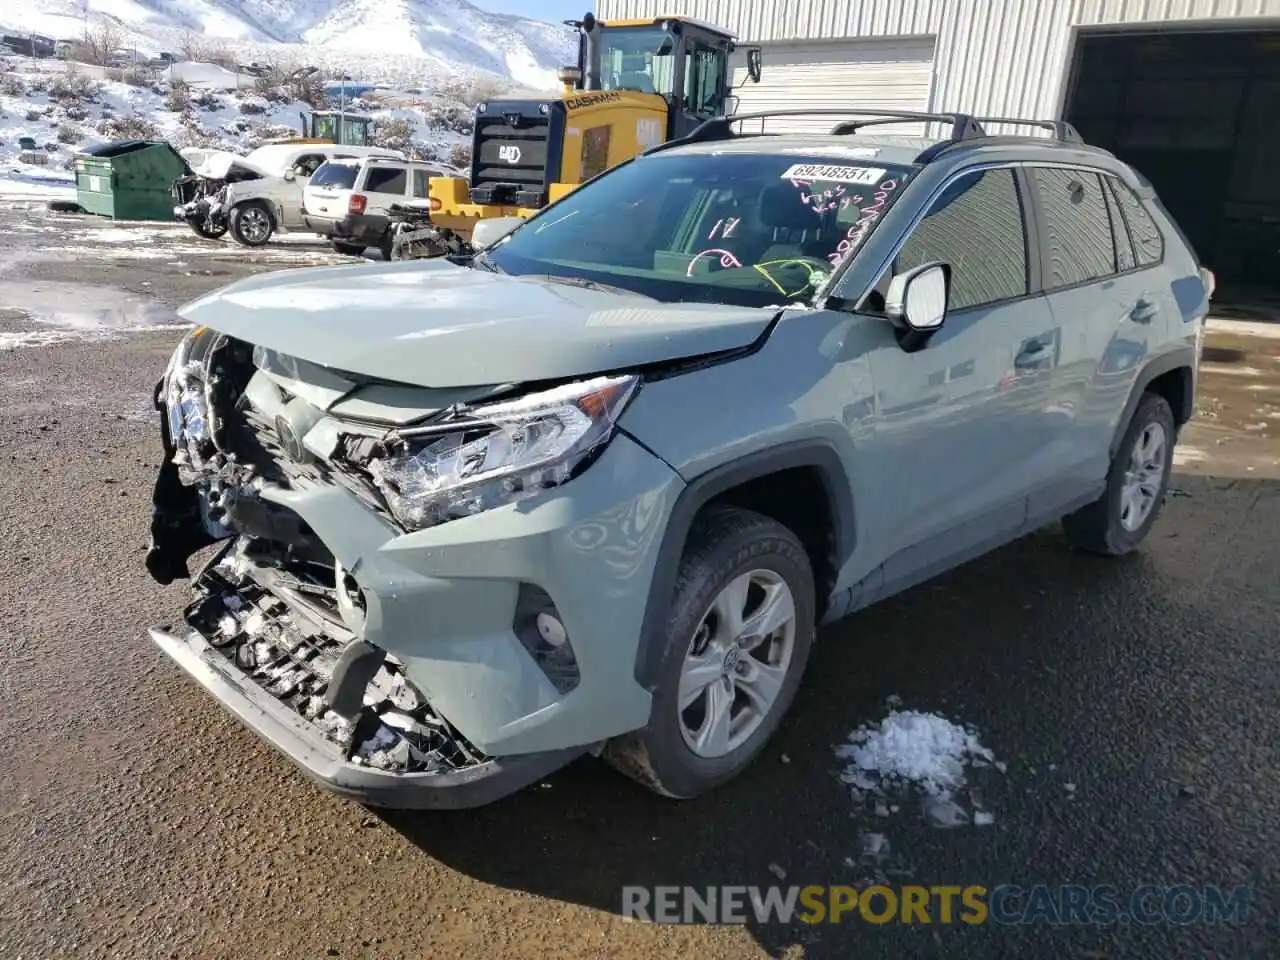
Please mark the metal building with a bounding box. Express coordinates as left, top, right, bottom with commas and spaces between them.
596, 0, 1280, 297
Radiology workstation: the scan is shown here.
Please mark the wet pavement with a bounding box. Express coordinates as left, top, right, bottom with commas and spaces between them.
0, 204, 1277, 960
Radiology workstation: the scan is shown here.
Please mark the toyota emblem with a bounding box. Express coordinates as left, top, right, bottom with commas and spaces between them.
274, 414, 310, 462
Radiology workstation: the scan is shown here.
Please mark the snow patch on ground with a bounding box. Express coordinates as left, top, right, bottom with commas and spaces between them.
836, 708, 1001, 828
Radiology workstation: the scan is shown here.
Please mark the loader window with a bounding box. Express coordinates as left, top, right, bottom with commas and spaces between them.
684, 42, 724, 116
600, 27, 676, 96
486, 152, 917, 309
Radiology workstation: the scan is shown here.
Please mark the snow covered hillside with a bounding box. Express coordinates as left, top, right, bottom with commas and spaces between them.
0, 54, 477, 200
2, 0, 575, 89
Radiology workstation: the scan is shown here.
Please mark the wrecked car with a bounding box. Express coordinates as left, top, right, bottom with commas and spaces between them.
172, 143, 403, 247
146, 111, 1206, 809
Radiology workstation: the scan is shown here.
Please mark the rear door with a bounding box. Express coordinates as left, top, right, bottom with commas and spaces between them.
1029, 165, 1162, 508
303, 162, 359, 220
361, 165, 410, 218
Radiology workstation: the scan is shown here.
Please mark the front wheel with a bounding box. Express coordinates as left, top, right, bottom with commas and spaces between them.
604, 505, 815, 799
228, 201, 275, 247
186, 218, 226, 240
1063, 392, 1175, 555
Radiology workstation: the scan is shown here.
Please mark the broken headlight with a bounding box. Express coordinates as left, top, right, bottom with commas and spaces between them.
368, 374, 638, 531
162, 331, 216, 479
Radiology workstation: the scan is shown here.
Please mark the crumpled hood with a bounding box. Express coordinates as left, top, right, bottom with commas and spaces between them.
187, 150, 269, 180
177, 259, 778, 389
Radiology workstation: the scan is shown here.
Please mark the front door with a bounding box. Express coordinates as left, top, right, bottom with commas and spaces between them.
856, 167, 1061, 587
670, 37, 728, 140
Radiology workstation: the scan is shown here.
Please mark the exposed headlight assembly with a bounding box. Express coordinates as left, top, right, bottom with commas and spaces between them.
162, 331, 215, 482
368, 374, 638, 531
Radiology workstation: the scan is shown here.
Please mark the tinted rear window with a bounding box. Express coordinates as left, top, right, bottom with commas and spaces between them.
309, 163, 358, 189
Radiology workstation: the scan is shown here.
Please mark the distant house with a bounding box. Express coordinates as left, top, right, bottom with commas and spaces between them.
2, 34, 57, 58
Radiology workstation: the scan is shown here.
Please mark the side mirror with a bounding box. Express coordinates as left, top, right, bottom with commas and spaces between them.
724, 94, 740, 116
746, 48, 762, 83
283, 169, 296, 182
471, 215, 525, 249
885, 261, 950, 350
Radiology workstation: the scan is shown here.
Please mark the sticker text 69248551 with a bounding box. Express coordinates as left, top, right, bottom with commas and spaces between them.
781, 164, 886, 185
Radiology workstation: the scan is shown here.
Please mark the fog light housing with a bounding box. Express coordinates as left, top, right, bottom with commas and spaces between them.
514, 585, 579, 694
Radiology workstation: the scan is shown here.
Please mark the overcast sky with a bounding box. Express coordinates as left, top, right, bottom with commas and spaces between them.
479, 1, 587, 22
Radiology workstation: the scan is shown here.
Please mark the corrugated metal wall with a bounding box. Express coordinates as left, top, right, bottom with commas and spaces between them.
597, 0, 1280, 125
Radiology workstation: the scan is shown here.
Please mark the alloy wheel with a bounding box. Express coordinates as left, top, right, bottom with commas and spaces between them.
677, 569, 797, 759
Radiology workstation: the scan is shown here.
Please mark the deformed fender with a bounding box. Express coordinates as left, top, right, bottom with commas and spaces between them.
631, 440, 856, 689
1109, 345, 1197, 458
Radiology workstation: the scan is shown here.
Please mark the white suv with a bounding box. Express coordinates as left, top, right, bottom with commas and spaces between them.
174, 143, 404, 247
302, 157, 459, 259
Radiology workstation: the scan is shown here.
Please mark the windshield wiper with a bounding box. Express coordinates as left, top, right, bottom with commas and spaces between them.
470, 251, 505, 274
519, 274, 655, 300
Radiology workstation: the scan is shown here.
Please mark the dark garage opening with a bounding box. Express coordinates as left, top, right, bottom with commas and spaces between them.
1064, 27, 1280, 316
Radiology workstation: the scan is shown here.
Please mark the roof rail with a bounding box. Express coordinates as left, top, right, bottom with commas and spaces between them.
672, 109, 988, 146
828, 115, 988, 138
970, 116, 1084, 143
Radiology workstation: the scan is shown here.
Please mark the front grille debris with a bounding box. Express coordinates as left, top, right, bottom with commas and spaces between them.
184, 547, 487, 775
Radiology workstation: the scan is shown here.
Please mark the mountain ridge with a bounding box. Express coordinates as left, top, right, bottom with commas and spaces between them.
1, 0, 576, 89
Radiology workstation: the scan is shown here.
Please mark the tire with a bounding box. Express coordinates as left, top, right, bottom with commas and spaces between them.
228, 201, 275, 247
604, 505, 815, 799
186, 219, 227, 240
331, 240, 366, 256
1063, 392, 1176, 556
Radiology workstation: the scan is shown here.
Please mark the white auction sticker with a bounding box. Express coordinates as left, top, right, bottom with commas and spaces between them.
781, 163, 886, 184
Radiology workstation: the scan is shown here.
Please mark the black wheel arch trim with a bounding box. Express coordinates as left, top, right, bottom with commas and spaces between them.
633, 440, 855, 689
1110, 346, 1196, 457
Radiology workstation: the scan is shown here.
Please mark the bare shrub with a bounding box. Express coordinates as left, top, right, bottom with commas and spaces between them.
165, 78, 190, 112
439, 75, 509, 107
191, 88, 222, 111
107, 66, 151, 88
178, 32, 237, 70
0, 73, 25, 96
25, 109, 42, 121
448, 143, 472, 169
48, 69, 101, 103
73, 21, 124, 67
237, 95, 267, 115
423, 103, 473, 136
373, 117, 412, 153
56, 124, 81, 144
97, 114, 158, 140
64, 104, 89, 121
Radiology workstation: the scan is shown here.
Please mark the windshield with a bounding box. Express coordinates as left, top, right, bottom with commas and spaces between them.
309, 163, 358, 189
598, 27, 676, 95
487, 152, 917, 308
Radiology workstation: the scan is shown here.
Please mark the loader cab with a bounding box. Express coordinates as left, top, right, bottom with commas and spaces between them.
571, 15, 757, 139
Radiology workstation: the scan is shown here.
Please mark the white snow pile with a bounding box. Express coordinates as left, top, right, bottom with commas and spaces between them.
836, 708, 1004, 827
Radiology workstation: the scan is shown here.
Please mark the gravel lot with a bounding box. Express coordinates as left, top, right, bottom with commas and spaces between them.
0, 203, 1277, 960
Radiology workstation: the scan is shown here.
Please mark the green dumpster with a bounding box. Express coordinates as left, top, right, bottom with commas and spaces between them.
73, 140, 190, 220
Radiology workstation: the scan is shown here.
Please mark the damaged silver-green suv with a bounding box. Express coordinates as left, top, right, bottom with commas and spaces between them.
146, 110, 1211, 808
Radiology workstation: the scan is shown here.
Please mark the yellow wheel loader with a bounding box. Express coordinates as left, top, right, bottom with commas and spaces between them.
394, 12, 761, 259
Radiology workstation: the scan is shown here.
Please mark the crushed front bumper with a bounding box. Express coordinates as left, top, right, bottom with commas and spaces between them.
150, 551, 585, 809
